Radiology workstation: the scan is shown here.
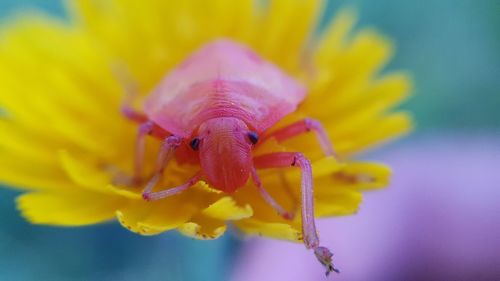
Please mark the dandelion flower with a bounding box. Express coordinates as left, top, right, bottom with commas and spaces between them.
0, 0, 412, 274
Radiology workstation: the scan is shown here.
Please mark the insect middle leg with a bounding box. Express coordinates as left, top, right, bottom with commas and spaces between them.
251, 168, 295, 220
113, 121, 155, 186
253, 152, 340, 275
127, 121, 170, 186
263, 118, 337, 158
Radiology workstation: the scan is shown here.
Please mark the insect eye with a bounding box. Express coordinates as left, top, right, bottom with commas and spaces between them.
190, 137, 200, 151
247, 131, 259, 145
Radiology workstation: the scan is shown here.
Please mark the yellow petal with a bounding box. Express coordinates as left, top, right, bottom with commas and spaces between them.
257, 0, 323, 72
312, 162, 392, 217
17, 190, 127, 226
0, 120, 59, 166
0, 121, 67, 191
306, 29, 395, 118
336, 112, 413, 156
253, 137, 287, 156
196, 180, 223, 194
332, 162, 392, 190
0, 16, 133, 162
315, 8, 357, 65
116, 198, 197, 236
70, 0, 196, 91
324, 72, 412, 127
0, 160, 68, 191
105, 184, 141, 200
177, 216, 227, 240
314, 187, 362, 217
234, 218, 302, 242
58, 150, 110, 190
202, 196, 253, 221
58, 150, 141, 199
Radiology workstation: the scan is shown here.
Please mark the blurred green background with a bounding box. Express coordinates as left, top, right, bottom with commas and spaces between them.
326, 0, 500, 130
0, 0, 498, 280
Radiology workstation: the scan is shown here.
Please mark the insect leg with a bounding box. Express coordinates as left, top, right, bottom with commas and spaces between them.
113, 121, 169, 187
253, 152, 340, 276
121, 104, 148, 123
129, 121, 156, 185
143, 173, 201, 201
263, 118, 337, 159
251, 168, 294, 220
141, 135, 184, 200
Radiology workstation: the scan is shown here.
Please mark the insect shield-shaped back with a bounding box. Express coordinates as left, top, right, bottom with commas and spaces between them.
197, 117, 253, 193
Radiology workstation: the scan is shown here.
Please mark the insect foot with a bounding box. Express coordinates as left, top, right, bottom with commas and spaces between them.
314, 246, 340, 276
142, 192, 152, 201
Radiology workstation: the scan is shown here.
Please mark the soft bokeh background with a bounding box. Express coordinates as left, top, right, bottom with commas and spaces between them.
1, 0, 498, 280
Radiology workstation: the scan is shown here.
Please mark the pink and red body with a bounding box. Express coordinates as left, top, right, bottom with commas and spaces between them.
120, 39, 339, 275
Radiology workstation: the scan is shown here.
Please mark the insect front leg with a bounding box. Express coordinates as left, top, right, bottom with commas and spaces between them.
263, 118, 338, 159
141, 136, 199, 201
142, 173, 201, 201
253, 152, 340, 276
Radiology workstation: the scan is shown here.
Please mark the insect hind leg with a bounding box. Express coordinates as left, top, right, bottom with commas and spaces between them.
253, 152, 340, 276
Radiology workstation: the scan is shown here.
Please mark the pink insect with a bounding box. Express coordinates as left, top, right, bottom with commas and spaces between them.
120, 39, 340, 275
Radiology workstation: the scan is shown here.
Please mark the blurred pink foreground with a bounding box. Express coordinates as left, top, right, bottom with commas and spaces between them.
231, 135, 500, 281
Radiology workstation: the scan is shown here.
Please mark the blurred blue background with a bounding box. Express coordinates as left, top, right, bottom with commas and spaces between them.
1, 0, 499, 280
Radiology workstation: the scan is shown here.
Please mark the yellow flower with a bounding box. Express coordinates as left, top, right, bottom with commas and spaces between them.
0, 0, 411, 272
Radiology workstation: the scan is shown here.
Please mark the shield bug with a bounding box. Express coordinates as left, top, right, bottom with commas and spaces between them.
120, 39, 340, 275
